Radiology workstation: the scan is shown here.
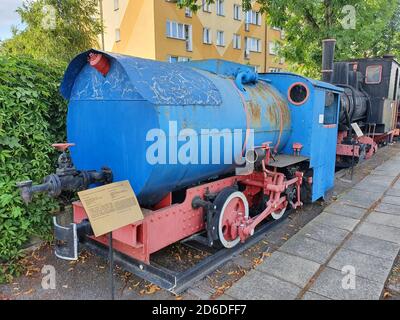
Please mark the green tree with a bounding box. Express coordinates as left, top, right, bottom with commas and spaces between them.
180, 0, 399, 77
1, 0, 102, 63
370, 0, 400, 57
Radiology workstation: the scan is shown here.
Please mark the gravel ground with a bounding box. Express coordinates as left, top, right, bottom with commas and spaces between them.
0, 143, 399, 300
386, 255, 400, 300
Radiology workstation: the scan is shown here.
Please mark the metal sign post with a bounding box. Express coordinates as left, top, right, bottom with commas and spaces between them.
77, 181, 144, 301
109, 232, 115, 300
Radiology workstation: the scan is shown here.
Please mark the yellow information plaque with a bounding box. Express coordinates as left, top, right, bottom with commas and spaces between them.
78, 181, 144, 237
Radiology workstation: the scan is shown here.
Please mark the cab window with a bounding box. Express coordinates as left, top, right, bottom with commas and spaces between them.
365, 65, 382, 84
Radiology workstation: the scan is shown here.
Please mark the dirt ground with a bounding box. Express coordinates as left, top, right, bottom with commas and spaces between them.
1, 143, 399, 300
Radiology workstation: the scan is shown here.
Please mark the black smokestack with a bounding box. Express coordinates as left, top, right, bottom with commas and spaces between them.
322, 39, 336, 83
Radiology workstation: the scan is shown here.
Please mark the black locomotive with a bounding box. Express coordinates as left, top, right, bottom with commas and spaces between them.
322, 40, 400, 168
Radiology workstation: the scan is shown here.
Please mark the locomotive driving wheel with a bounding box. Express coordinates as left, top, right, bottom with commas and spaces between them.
213, 187, 249, 249
271, 207, 287, 220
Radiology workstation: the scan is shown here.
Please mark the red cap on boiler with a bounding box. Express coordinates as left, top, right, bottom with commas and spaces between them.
88, 52, 110, 76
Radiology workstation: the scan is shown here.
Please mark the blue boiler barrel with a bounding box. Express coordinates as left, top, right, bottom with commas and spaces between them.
61, 52, 292, 206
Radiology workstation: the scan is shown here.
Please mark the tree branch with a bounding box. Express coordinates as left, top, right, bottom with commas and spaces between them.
302, 7, 320, 30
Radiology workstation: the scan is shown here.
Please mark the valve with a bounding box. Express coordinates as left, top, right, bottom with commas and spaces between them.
17, 143, 113, 204
293, 143, 303, 156
52, 143, 75, 152
52, 143, 76, 176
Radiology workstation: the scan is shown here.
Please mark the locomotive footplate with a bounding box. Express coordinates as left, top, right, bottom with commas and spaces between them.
81, 210, 290, 294
268, 154, 309, 168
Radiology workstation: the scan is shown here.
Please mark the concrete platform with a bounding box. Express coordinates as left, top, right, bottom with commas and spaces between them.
324, 203, 367, 219
256, 251, 321, 287
226, 270, 301, 300
308, 267, 385, 300
226, 149, 400, 300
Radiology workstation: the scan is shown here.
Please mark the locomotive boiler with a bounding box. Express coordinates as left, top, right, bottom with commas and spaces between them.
17, 49, 342, 290
63, 54, 292, 207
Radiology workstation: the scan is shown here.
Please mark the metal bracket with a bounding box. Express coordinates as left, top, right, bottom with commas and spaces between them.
53, 217, 78, 261
192, 197, 218, 247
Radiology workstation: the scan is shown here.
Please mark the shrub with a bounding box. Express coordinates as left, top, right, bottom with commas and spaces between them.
0, 54, 67, 282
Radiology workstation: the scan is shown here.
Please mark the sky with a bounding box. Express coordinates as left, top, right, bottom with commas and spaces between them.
0, 0, 24, 40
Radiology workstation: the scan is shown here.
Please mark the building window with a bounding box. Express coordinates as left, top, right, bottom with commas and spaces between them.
245, 11, 251, 24
245, 10, 262, 26
269, 68, 281, 73
185, 24, 193, 51
269, 41, 278, 55
216, 31, 225, 46
166, 20, 187, 40
216, 0, 224, 16
233, 34, 241, 49
166, 21, 192, 51
233, 4, 241, 20
114, 0, 119, 11
169, 56, 179, 63
280, 30, 286, 40
246, 37, 261, 53
168, 55, 191, 63
202, 0, 211, 13
203, 28, 212, 44
185, 7, 192, 17
115, 28, 121, 42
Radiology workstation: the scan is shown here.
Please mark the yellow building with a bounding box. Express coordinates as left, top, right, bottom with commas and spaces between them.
100, 0, 286, 72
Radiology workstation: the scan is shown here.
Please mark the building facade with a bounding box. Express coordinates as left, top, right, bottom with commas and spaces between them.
100, 0, 286, 72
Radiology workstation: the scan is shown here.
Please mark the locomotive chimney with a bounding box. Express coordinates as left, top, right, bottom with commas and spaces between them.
322, 39, 337, 83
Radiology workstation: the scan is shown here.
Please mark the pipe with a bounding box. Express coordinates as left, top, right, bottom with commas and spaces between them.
235, 70, 258, 92
322, 39, 337, 83
17, 147, 113, 203
17, 169, 113, 204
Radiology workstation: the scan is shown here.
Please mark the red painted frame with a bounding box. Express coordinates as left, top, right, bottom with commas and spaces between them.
336, 131, 377, 160
74, 146, 305, 264
74, 175, 253, 264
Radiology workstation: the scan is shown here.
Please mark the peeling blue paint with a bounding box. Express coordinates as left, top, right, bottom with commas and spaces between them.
62, 50, 222, 106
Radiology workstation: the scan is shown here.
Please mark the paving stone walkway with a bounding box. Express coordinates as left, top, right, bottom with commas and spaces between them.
224, 153, 400, 300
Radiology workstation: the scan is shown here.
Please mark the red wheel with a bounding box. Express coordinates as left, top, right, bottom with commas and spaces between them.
213, 188, 249, 249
